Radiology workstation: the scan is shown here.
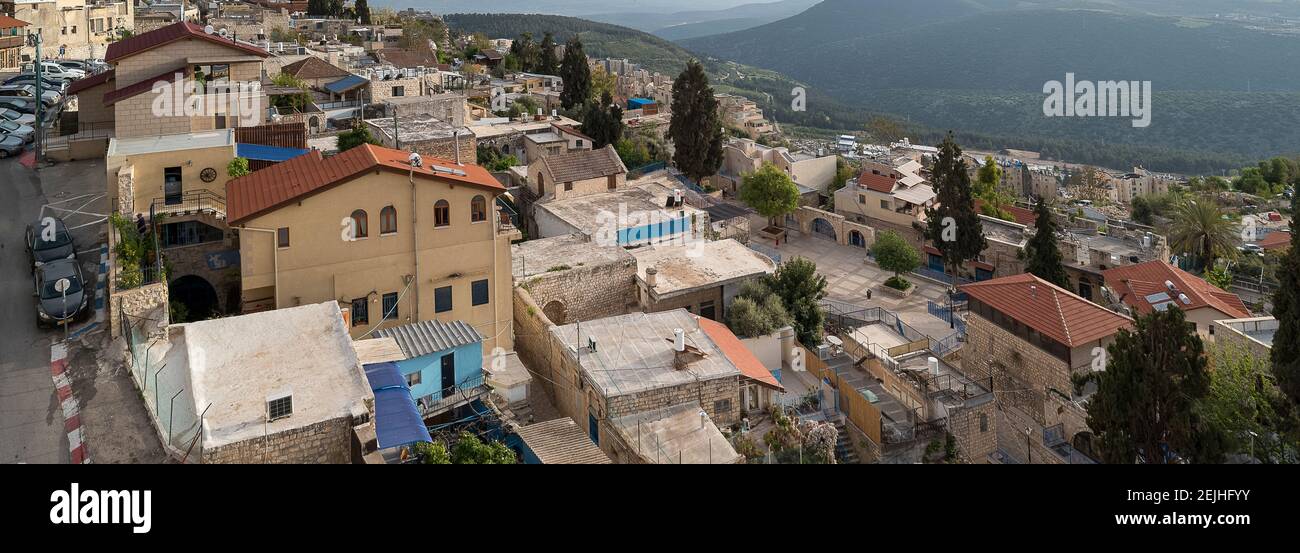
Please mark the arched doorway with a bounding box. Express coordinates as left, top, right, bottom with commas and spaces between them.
812, 218, 837, 241
542, 300, 567, 325
848, 229, 866, 248
169, 275, 219, 323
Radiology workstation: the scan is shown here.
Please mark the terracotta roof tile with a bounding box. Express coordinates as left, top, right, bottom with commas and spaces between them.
698, 318, 783, 391
227, 144, 503, 224
1257, 230, 1292, 251
961, 273, 1132, 347
975, 198, 1038, 227
0, 16, 31, 28
856, 171, 897, 194
1102, 261, 1250, 319
539, 145, 627, 184
106, 21, 268, 63
280, 56, 349, 80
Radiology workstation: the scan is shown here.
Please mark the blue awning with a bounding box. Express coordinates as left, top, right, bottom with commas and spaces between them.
236, 143, 310, 162
325, 74, 368, 94
363, 362, 432, 449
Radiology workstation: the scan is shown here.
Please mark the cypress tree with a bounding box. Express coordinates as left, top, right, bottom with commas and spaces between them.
539, 32, 558, 76
558, 37, 590, 110
355, 0, 371, 24
923, 132, 985, 282
1272, 191, 1300, 405
668, 59, 724, 183
1024, 197, 1069, 288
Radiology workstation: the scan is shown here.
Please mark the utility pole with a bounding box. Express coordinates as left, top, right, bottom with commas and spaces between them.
28, 32, 43, 165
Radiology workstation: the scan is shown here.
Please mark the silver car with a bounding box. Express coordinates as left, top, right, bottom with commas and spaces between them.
0, 135, 23, 158
34, 259, 90, 328
0, 119, 34, 142
0, 107, 36, 126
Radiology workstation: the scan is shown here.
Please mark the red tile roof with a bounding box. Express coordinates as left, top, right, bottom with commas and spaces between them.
0, 16, 31, 28
974, 198, 1038, 227
103, 67, 185, 106
227, 144, 504, 224
856, 171, 897, 194
105, 21, 269, 63
1102, 261, 1250, 319
697, 318, 784, 391
961, 273, 1133, 347
1257, 230, 1292, 252
66, 69, 114, 96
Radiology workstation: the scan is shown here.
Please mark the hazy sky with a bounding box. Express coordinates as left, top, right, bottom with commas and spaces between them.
369, 0, 771, 16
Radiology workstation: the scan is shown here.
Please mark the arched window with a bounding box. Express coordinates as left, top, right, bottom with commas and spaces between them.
471, 195, 487, 223
380, 206, 397, 234
434, 200, 450, 227
350, 209, 368, 239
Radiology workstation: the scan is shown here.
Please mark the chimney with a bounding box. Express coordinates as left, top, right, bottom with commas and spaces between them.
646, 267, 658, 288
453, 130, 461, 165
674, 328, 685, 352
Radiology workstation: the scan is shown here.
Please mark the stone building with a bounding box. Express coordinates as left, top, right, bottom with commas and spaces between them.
0, 15, 26, 71
151, 302, 375, 463
364, 113, 475, 164
511, 233, 638, 325
631, 238, 776, 321
960, 273, 1132, 463
1102, 260, 1251, 338
510, 303, 743, 463
12, 0, 133, 60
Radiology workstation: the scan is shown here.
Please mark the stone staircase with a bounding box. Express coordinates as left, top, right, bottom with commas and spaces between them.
833, 419, 859, 464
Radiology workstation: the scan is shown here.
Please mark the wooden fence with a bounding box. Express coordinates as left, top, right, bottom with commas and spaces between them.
800, 346, 882, 444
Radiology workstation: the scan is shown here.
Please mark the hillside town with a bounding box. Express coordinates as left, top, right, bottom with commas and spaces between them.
0, 1, 1296, 467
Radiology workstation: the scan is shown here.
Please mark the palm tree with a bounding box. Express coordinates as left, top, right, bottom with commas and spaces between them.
1168, 199, 1238, 270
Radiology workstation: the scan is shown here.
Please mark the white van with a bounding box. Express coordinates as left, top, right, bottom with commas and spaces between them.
23, 62, 85, 80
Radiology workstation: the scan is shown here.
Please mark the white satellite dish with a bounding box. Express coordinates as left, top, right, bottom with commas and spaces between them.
219, 29, 230, 38
204, 25, 215, 35
54, 278, 71, 294
408, 152, 423, 168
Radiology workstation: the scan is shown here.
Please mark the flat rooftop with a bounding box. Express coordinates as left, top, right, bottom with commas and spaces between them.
107, 129, 235, 157
511, 233, 633, 281
1215, 316, 1279, 347
467, 115, 580, 140
164, 302, 372, 450
366, 114, 467, 142
535, 177, 706, 236
980, 215, 1030, 246
610, 402, 741, 464
632, 239, 776, 298
1066, 231, 1151, 258
550, 309, 740, 398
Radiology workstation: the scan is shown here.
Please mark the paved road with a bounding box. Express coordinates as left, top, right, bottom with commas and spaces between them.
0, 159, 69, 464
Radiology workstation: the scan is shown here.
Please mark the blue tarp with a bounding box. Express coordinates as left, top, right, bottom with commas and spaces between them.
325, 74, 368, 94
363, 362, 432, 449
236, 143, 310, 162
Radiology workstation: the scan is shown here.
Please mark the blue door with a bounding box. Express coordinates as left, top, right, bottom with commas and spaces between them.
928, 253, 944, 272
975, 267, 994, 281
588, 413, 599, 445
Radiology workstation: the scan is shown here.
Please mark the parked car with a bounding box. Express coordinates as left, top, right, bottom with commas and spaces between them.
0, 85, 61, 107
33, 259, 90, 328
4, 74, 70, 93
0, 107, 35, 126
1240, 244, 1265, 255
0, 134, 23, 158
0, 119, 35, 142
0, 97, 37, 115
25, 217, 75, 268
23, 61, 85, 80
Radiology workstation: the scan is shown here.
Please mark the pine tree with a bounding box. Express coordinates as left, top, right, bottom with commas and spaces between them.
355, 0, 371, 24
307, 0, 328, 16
581, 91, 624, 149
668, 59, 724, 184
1080, 307, 1225, 464
1272, 191, 1300, 406
923, 132, 985, 283
1023, 197, 1069, 288
326, 0, 344, 18
539, 32, 558, 76
558, 36, 590, 110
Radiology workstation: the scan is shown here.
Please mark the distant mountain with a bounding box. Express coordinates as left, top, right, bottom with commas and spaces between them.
587, 0, 820, 34
677, 0, 1300, 168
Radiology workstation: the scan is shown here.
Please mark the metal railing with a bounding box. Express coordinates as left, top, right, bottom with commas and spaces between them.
421, 372, 488, 417
150, 189, 227, 220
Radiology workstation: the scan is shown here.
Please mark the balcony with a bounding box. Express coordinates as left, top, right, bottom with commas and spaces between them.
419, 372, 488, 418
150, 189, 227, 221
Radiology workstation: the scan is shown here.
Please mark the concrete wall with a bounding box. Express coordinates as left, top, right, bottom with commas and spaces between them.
238, 170, 514, 351
106, 142, 238, 217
